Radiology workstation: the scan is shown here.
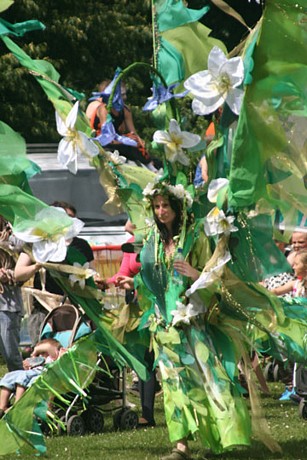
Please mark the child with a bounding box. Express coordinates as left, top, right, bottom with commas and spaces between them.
270, 249, 307, 298
0, 338, 63, 418
269, 250, 307, 401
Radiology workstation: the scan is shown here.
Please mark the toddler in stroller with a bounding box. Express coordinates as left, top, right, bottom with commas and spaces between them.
39, 303, 139, 435
0, 338, 63, 418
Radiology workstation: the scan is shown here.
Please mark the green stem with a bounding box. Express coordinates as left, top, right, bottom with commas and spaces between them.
151, 0, 157, 69
107, 62, 178, 121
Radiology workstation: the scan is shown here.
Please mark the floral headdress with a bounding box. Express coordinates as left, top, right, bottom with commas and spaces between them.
143, 181, 193, 209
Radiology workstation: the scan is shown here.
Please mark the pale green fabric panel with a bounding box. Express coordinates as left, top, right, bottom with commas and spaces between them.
229, 0, 307, 215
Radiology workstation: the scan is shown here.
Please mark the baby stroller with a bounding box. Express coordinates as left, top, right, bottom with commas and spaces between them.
39, 303, 139, 435
294, 364, 307, 419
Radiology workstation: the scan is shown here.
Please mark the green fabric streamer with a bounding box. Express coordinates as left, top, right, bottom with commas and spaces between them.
0, 17, 45, 36
228, 0, 307, 225
155, 0, 209, 33
0, 333, 99, 456
153, 0, 227, 86
1, 36, 90, 133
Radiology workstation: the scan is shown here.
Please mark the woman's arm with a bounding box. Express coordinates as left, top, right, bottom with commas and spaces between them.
96, 103, 108, 127
270, 280, 295, 296
14, 253, 41, 282
115, 275, 134, 290
123, 106, 137, 133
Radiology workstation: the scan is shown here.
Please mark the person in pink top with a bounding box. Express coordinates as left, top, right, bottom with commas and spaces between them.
107, 236, 141, 288
107, 221, 157, 427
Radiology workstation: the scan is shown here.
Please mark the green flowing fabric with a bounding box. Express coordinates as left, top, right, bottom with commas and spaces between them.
48, 246, 148, 380
139, 223, 254, 452
0, 17, 45, 36
0, 184, 73, 234
228, 0, 307, 227
153, 0, 227, 85
0, 333, 99, 456
0, 120, 40, 192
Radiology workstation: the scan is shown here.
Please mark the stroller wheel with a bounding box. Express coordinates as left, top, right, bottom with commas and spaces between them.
263, 363, 274, 382
66, 414, 86, 436
299, 400, 307, 419
119, 409, 138, 430
82, 408, 104, 433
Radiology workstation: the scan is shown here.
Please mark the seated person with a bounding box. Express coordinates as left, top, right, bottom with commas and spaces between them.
287, 230, 307, 267
86, 80, 159, 171
0, 338, 64, 418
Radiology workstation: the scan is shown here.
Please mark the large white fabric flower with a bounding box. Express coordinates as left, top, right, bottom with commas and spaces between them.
186, 251, 231, 296
204, 207, 238, 237
14, 207, 84, 263
56, 101, 99, 174
153, 119, 200, 165
184, 46, 244, 116
171, 300, 203, 326
69, 262, 96, 289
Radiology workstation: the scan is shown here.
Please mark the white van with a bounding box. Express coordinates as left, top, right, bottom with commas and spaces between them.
27, 145, 129, 246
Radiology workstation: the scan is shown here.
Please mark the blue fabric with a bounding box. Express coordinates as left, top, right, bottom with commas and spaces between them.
194, 155, 206, 187
0, 367, 42, 390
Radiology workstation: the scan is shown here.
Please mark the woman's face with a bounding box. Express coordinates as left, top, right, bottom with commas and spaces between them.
153, 195, 176, 229
293, 256, 306, 278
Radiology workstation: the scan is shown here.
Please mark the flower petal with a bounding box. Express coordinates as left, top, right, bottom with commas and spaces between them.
180, 131, 201, 149
65, 101, 79, 129
57, 138, 76, 168
207, 178, 229, 203
221, 58, 244, 88
32, 237, 67, 263
55, 111, 68, 137
208, 46, 228, 77
226, 88, 244, 115
192, 96, 223, 116
153, 130, 171, 144
168, 119, 182, 138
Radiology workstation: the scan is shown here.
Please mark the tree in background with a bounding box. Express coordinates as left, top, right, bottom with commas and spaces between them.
0, 0, 263, 143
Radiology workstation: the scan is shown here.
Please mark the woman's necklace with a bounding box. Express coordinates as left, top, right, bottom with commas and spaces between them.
164, 239, 176, 260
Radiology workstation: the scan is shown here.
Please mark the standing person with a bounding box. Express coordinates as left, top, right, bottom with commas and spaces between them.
0, 216, 24, 372
122, 183, 254, 460
14, 202, 95, 346
108, 219, 157, 427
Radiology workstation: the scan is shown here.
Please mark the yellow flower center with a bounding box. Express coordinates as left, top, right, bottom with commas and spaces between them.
217, 72, 231, 95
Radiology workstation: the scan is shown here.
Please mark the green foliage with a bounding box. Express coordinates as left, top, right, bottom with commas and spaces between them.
0, 0, 153, 142
0, 0, 263, 142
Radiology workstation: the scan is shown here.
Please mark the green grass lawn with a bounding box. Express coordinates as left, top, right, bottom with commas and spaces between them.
1, 357, 307, 460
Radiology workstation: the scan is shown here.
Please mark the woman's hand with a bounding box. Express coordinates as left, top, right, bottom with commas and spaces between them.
173, 260, 200, 282
116, 275, 134, 290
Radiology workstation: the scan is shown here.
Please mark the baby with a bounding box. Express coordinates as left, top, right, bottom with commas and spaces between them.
0, 338, 63, 418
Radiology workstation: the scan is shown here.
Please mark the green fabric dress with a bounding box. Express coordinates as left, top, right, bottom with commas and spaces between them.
139, 221, 251, 453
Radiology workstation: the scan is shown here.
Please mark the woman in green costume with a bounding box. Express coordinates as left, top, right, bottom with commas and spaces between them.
135, 182, 252, 460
